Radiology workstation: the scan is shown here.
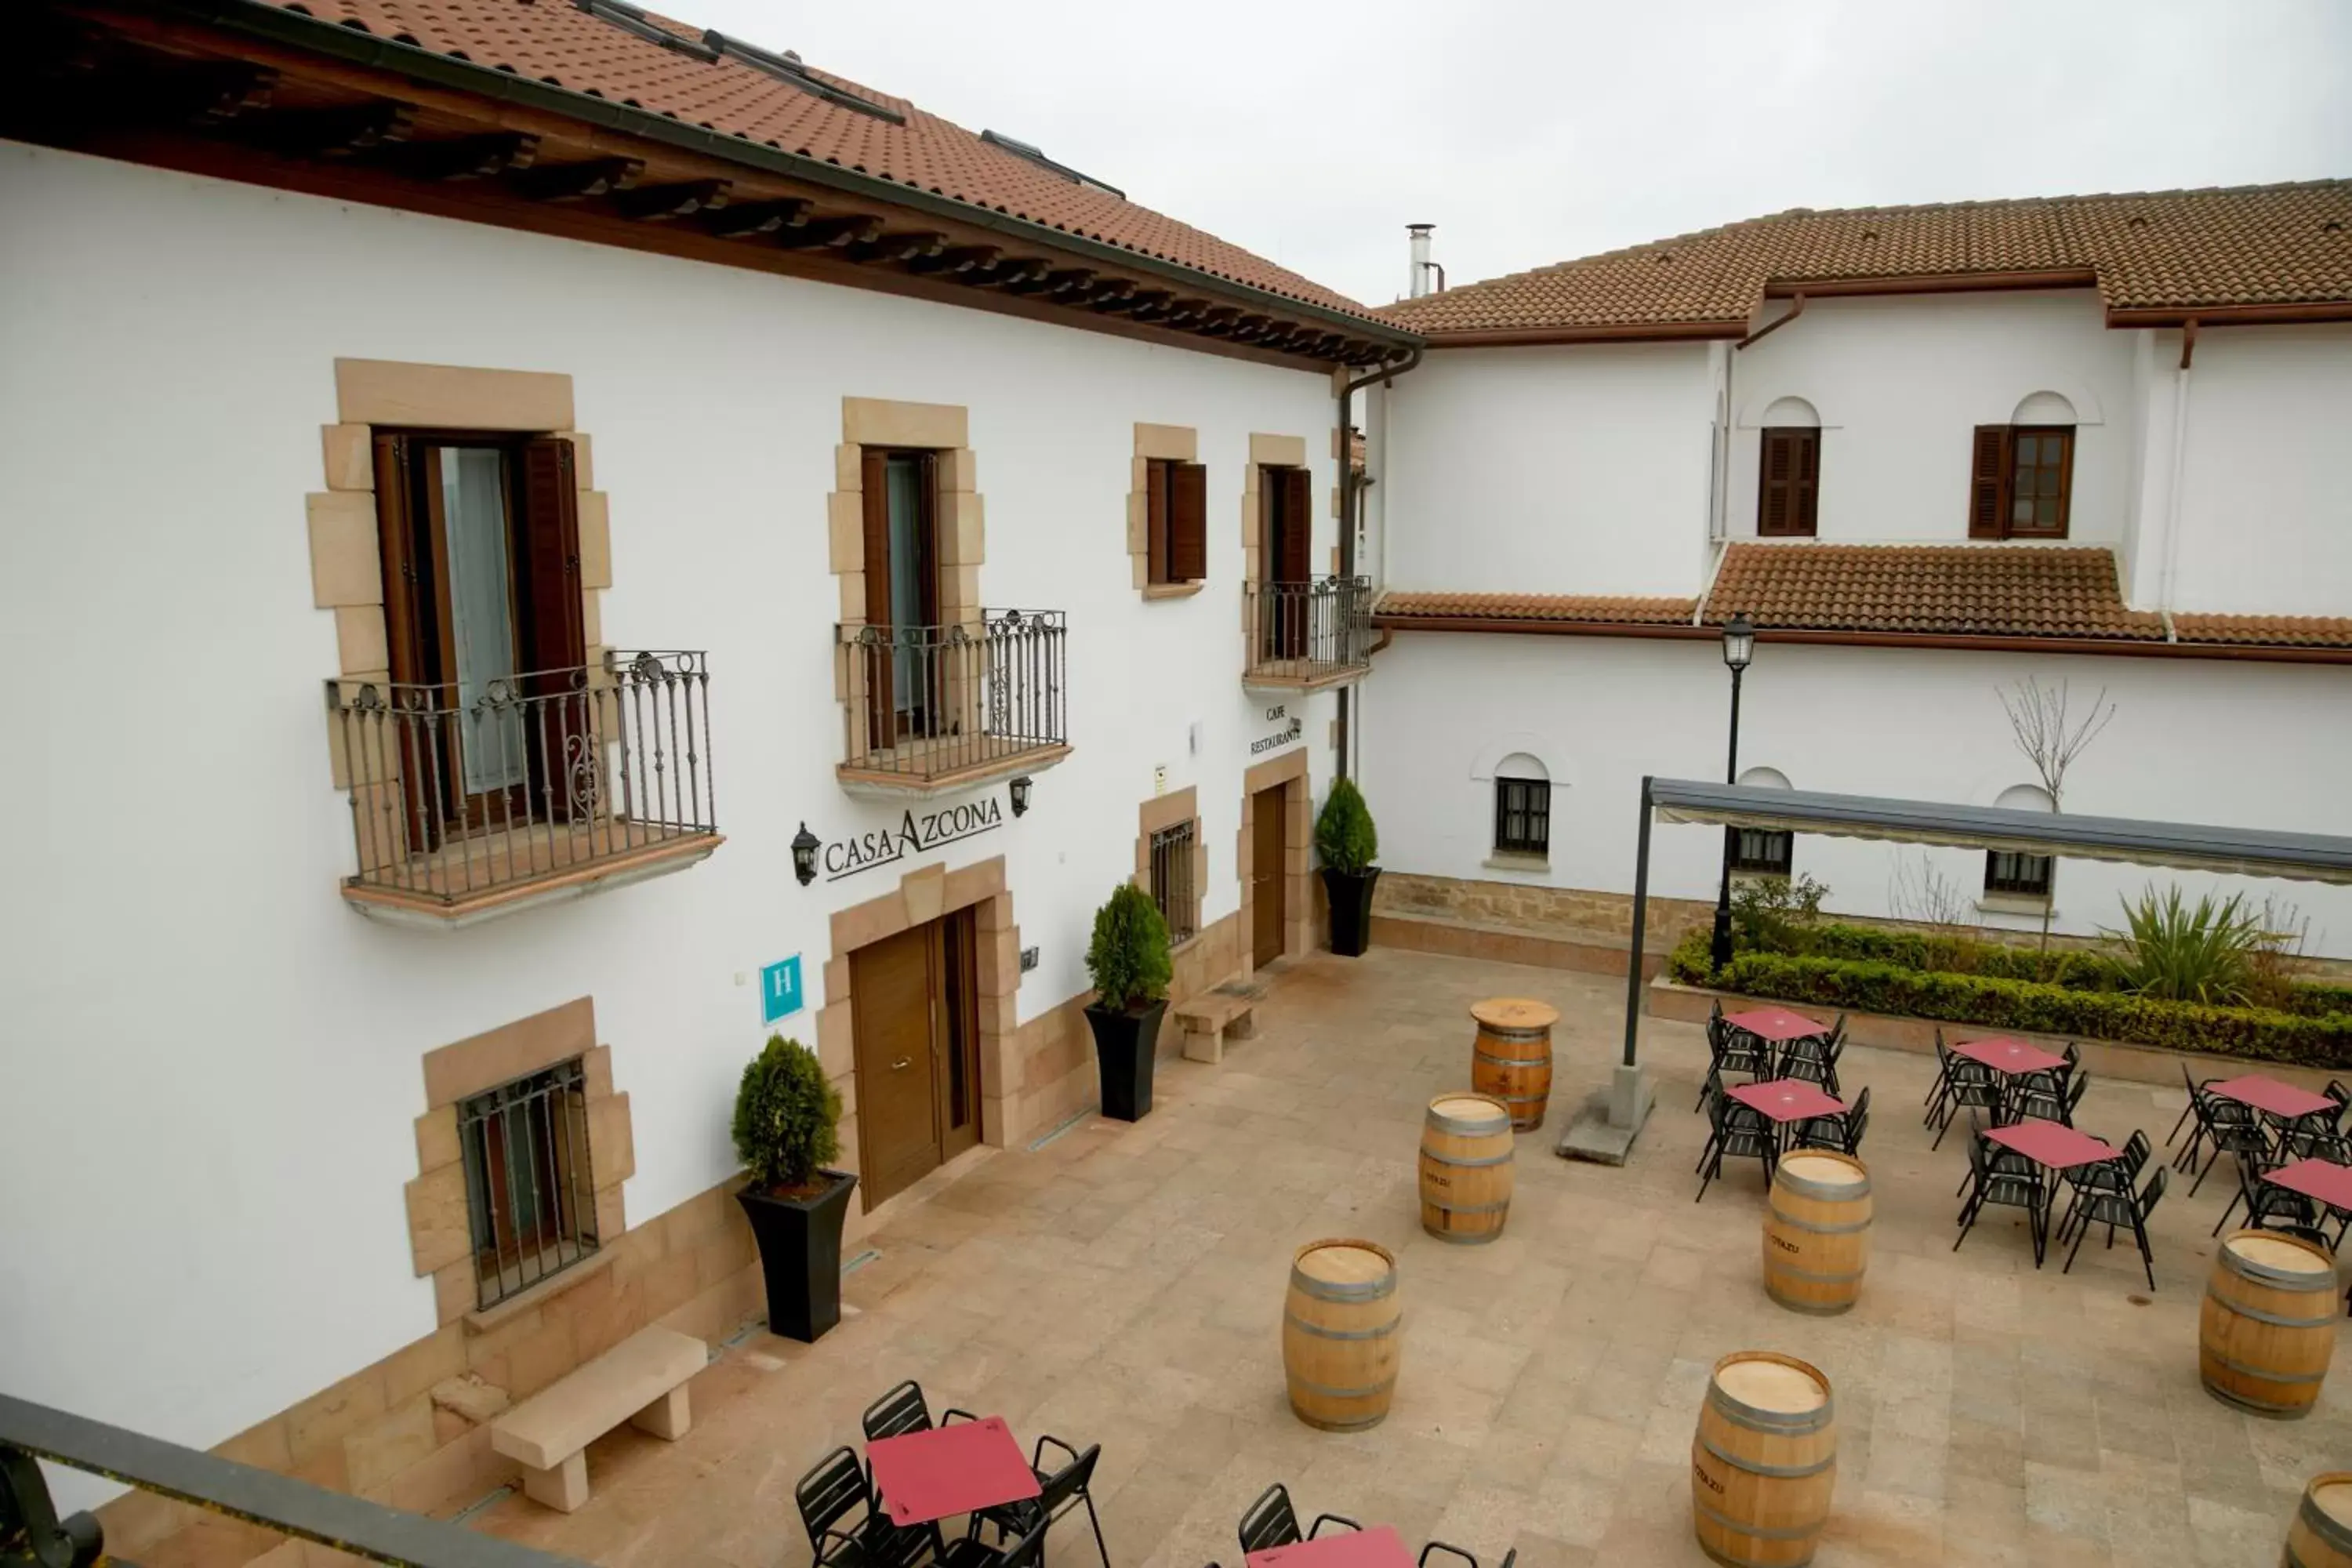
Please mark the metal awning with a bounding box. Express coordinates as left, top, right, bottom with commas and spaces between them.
1647, 778, 2352, 885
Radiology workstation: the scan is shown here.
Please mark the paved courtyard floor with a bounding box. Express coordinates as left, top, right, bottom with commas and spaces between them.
477, 949, 2352, 1568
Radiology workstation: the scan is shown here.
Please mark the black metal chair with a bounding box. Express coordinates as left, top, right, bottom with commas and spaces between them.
862, 1381, 978, 1446
2285, 1093, 2352, 1160
1703, 1004, 1771, 1096
1956, 1123, 2045, 1262
971, 1438, 1108, 1566
2063, 1166, 2166, 1289
2168, 1066, 2222, 1157
1793, 1085, 1867, 1156
1696, 1092, 1776, 1202
1923, 1033, 1955, 1121
1236, 1484, 1357, 1556
1418, 1546, 1517, 1568
1931, 1058, 2000, 1149
2212, 1152, 2322, 1238
2188, 1095, 2271, 1196
797, 1446, 938, 1568
2057, 1129, 2150, 1243
1783, 1037, 1842, 1099
941, 1519, 1049, 1568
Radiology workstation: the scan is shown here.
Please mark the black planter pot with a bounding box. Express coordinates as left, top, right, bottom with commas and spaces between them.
736, 1169, 856, 1344
1086, 999, 1167, 1122
1323, 866, 1381, 957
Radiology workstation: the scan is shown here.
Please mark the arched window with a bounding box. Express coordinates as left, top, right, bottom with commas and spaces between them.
1985, 783, 2055, 899
1492, 753, 1551, 859
1758, 401, 1821, 538
1971, 394, 2076, 540
1731, 767, 1794, 876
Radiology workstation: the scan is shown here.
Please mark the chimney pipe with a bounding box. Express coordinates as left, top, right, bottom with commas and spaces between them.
1407, 223, 1436, 299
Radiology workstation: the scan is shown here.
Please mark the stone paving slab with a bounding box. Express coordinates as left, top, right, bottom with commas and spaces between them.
470, 950, 2350, 1568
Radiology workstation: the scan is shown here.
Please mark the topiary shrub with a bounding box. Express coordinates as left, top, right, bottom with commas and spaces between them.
1315, 777, 1379, 875
1086, 881, 1172, 1013
732, 1035, 841, 1196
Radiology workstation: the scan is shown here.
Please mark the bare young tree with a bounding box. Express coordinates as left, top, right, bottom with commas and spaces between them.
1888, 851, 1972, 931
1998, 677, 2118, 948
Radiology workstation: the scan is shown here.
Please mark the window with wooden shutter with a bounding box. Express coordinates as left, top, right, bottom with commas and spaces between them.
516, 436, 585, 680
1969, 426, 2013, 539
1145, 458, 1172, 584
1277, 466, 1313, 583
1758, 427, 1818, 538
2007, 426, 2074, 538
1167, 461, 1207, 583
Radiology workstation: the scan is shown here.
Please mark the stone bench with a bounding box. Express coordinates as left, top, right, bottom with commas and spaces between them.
490, 1324, 706, 1512
1176, 984, 1261, 1064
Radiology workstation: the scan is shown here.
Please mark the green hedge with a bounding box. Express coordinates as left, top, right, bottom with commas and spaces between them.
1666, 928, 2352, 1069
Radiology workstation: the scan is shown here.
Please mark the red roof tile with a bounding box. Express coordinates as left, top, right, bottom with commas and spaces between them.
1703, 543, 2162, 640
265, 0, 1383, 322
1382, 183, 2352, 336
1374, 592, 1699, 625
2172, 612, 2352, 649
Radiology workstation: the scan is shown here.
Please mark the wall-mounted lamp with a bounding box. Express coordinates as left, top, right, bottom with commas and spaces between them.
1009, 776, 1033, 818
791, 821, 819, 886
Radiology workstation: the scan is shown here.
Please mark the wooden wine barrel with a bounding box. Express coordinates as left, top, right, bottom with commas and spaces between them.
1470, 998, 1559, 1131
2285, 1473, 2352, 1568
1419, 1093, 1515, 1244
1762, 1152, 1872, 1316
2200, 1229, 2338, 1419
1283, 1240, 1400, 1432
1690, 1352, 1836, 1568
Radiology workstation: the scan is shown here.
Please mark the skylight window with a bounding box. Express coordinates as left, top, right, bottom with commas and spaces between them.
979, 129, 1124, 199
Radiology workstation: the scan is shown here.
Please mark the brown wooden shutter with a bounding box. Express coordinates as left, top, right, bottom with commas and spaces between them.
860, 447, 891, 626
517, 436, 586, 677
1145, 458, 1171, 585
1793, 429, 1819, 536
1279, 466, 1313, 582
372, 432, 427, 684
1167, 461, 1207, 582
1758, 430, 1793, 535
1969, 426, 2013, 539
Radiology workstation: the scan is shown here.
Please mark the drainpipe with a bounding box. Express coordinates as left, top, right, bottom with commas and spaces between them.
2158, 319, 2198, 640
1335, 343, 1425, 781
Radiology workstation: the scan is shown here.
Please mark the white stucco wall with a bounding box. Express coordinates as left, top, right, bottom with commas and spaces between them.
1361, 631, 2352, 953
2167, 323, 2352, 618
1381, 342, 1717, 597
0, 141, 1341, 1486
1726, 291, 2136, 546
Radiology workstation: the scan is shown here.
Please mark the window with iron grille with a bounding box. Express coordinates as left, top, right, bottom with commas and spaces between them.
459, 1058, 597, 1310
1494, 776, 1551, 858
1730, 828, 1794, 877
1149, 820, 1199, 944
1984, 850, 2053, 899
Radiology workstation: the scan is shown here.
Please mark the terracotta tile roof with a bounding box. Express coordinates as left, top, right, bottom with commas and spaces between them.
2172, 612, 2352, 649
1703, 543, 2164, 640
1374, 591, 1699, 625
263, 0, 1384, 322
1381, 183, 2352, 336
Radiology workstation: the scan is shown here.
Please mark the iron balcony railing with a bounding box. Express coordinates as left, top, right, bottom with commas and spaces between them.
1245, 575, 1373, 683
327, 651, 716, 913
837, 609, 1068, 785
0, 1392, 589, 1568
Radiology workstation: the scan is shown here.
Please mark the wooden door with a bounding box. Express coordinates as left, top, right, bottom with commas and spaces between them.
1251, 784, 1287, 967
851, 924, 942, 1207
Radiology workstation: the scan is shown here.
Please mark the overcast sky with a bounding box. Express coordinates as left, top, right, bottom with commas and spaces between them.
685, 0, 2352, 307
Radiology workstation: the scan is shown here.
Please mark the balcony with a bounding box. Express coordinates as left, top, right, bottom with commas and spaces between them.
1243, 575, 1373, 691
836, 609, 1070, 797
328, 652, 720, 927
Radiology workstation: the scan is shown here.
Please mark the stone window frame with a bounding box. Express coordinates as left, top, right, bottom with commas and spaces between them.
1240, 747, 1314, 969
1134, 786, 1207, 950
827, 395, 983, 683
314, 359, 610, 802
813, 856, 1018, 1211
1129, 423, 1206, 601
405, 998, 633, 1330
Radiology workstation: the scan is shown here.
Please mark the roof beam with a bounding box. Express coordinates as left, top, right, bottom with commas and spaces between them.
259, 99, 414, 158
382, 131, 539, 182
909, 244, 1000, 276
511, 157, 644, 202
612, 178, 731, 221
703, 197, 810, 238
772, 214, 885, 250
845, 229, 949, 264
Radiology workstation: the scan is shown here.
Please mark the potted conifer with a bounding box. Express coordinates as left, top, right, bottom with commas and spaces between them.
1083, 882, 1173, 1121
731, 1035, 854, 1343
1316, 777, 1381, 957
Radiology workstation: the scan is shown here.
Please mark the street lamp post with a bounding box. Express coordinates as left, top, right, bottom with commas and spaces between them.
1708, 614, 1757, 974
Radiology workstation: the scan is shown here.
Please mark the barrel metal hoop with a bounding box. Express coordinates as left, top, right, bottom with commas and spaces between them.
1287, 1373, 1397, 1399
1767, 1207, 1873, 1236
1693, 1498, 1827, 1541
1472, 1048, 1550, 1066
1766, 1263, 1864, 1283
1776, 1173, 1871, 1203
1285, 1311, 1402, 1341
1290, 1271, 1396, 1303
2299, 1485, 2352, 1552
2206, 1291, 2339, 1330
1425, 1149, 1515, 1168
2205, 1352, 2328, 1385
2223, 1248, 2337, 1290
1426, 1225, 1503, 1245
1427, 1199, 1512, 1215
1707, 1391, 1834, 1434
1475, 1023, 1551, 1043
1695, 1433, 1835, 1480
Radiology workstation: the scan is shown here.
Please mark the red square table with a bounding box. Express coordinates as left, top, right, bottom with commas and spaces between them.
2264, 1157, 2352, 1214
1247, 1525, 1417, 1568
867, 1417, 1040, 1527
1987, 1118, 2117, 1172
1729, 1079, 1847, 1152
2212, 1074, 2338, 1123
1952, 1036, 2069, 1076
1722, 1007, 1831, 1044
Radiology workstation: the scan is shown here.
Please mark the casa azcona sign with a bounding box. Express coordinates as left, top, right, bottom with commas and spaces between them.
822, 797, 1003, 881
